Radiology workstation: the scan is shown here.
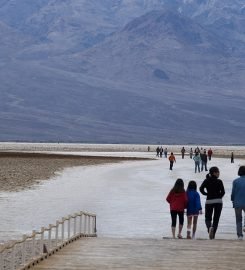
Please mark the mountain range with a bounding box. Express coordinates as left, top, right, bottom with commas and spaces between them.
0, 0, 244, 144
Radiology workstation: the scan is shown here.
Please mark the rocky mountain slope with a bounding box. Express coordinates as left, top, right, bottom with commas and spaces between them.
0, 0, 244, 144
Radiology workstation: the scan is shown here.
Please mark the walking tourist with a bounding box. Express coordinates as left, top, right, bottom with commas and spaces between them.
166, 178, 188, 239
186, 181, 202, 239
168, 152, 176, 170
199, 167, 225, 239
231, 166, 245, 240
160, 146, 163, 158
231, 152, 234, 163
207, 148, 213, 161
193, 152, 201, 173
156, 146, 160, 157
201, 150, 208, 171
181, 147, 186, 159
189, 148, 193, 159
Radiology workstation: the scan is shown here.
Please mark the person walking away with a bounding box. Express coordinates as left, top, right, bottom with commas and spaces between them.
193, 152, 201, 173
199, 167, 225, 239
231, 166, 245, 240
164, 148, 168, 158
201, 150, 208, 171
156, 146, 160, 157
181, 147, 186, 159
189, 148, 193, 159
160, 146, 163, 158
208, 148, 213, 161
168, 152, 176, 170
166, 178, 188, 239
186, 181, 202, 239
231, 152, 234, 163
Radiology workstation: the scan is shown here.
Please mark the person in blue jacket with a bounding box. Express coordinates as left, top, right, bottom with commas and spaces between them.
193, 152, 201, 173
186, 180, 202, 239
231, 166, 245, 240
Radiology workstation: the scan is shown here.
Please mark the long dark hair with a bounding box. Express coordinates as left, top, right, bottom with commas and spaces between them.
238, 166, 245, 176
206, 166, 220, 179
171, 178, 185, 193
187, 180, 197, 191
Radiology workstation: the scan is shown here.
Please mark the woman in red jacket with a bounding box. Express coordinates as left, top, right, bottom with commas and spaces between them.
166, 178, 188, 239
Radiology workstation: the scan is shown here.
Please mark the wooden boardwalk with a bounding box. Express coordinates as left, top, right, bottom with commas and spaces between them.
32, 237, 244, 270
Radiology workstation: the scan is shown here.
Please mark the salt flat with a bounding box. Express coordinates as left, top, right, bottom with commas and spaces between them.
0, 145, 244, 243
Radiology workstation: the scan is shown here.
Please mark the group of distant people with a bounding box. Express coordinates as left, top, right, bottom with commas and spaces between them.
154, 146, 235, 172
192, 147, 212, 173
166, 166, 245, 240
167, 147, 213, 172
155, 146, 168, 158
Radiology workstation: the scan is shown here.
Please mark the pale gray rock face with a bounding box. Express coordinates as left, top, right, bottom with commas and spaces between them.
0, 0, 244, 144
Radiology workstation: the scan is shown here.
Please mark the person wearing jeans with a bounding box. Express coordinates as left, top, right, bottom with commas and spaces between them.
201, 150, 208, 171
231, 166, 245, 240
193, 152, 201, 173
200, 167, 225, 239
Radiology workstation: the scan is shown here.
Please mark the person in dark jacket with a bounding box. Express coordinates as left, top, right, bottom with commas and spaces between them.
181, 147, 186, 159
199, 167, 225, 239
207, 148, 213, 161
200, 150, 208, 171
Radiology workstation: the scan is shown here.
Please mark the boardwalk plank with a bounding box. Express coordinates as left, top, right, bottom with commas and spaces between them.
33, 237, 245, 270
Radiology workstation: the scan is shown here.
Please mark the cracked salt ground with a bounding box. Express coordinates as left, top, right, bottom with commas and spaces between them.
0, 153, 243, 243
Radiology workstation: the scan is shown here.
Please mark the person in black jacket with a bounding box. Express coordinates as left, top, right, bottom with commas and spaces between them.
199, 167, 225, 239
200, 150, 208, 171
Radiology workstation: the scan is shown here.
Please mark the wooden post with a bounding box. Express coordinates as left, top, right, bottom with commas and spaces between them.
32, 230, 36, 258
22, 234, 27, 265
88, 216, 91, 235
68, 216, 71, 239
84, 215, 87, 235
40, 227, 44, 255
94, 216, 97, 234
48, 224, 52, 251
74, 215, 77, 236
79, 212, 83, 234
61, 218, 65, 243
55, 221, 59, 246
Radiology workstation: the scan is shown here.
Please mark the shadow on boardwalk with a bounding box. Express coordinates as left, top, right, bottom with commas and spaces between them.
32, 237, 244, 270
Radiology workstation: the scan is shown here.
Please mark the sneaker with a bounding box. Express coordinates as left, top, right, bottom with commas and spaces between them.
177, 234, 183, 239
238, 236, 243, 241
209, 227, 214, 240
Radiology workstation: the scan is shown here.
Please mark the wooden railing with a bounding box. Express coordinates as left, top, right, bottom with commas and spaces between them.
0, 211, 97, 270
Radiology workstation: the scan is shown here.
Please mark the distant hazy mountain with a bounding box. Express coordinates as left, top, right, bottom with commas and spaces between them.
0, 0, 244, 144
